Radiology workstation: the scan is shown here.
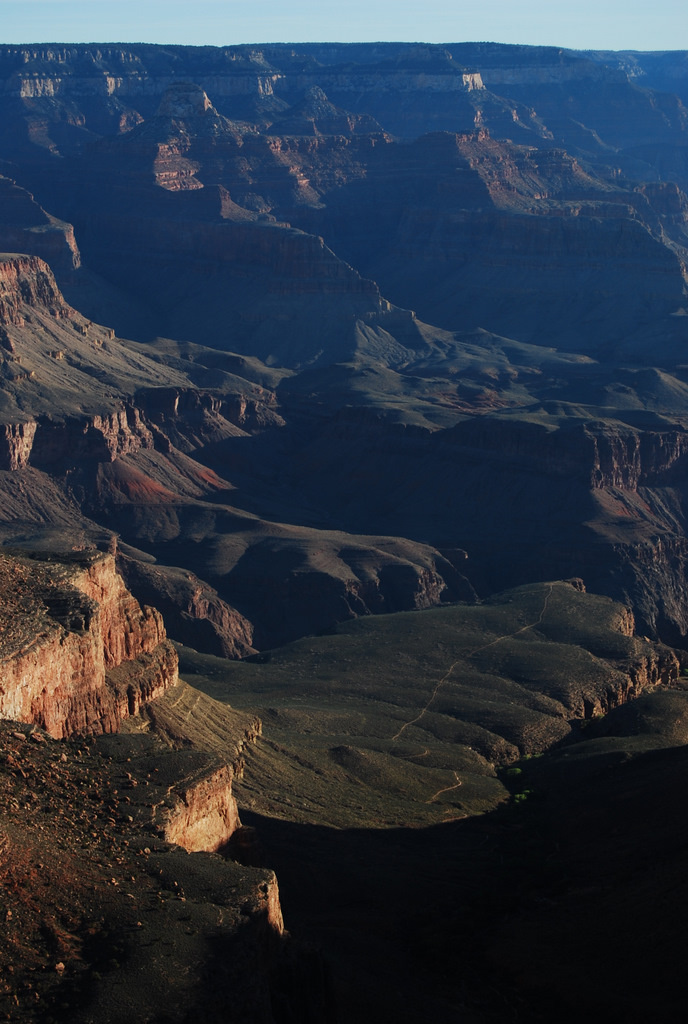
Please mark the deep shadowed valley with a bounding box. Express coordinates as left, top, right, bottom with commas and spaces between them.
2, 39, 688, 1022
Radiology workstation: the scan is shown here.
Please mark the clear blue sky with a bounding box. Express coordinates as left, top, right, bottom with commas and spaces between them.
0, 0, 686, 51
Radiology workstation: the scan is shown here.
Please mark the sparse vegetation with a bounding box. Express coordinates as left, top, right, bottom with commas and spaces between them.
172, 580, 679, 829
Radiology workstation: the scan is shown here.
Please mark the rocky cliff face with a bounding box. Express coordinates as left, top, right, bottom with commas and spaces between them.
0, 715, 313, 1024
0, 549, 177, 737
0, 545, 283, 992
0, 253, 74, 327
0, 405, 158, 475
0, 175, 80, 273
443, 417, 688, 491
308, 129, 688, 349
162, 760, 242, 852
0, 420, 37, 470
30, 407, 156, 465
116, 556, 257, 658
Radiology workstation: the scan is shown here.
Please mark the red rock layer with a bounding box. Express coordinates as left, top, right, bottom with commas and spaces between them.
0, 550, 178, 738
163, 761, 242, 852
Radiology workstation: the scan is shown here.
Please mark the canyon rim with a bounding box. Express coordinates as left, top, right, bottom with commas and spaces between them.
2, 38, 688, 1023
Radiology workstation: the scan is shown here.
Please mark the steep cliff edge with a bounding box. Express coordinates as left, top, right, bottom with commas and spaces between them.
0, 251, 74, 327
0, 541, 267, 856
0, 548, 317, 1020
0, 717, 324, 1024
0, 549, 177, 737
0, 174, 80, 274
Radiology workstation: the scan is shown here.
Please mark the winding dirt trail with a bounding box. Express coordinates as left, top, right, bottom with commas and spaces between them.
426, 771, 462, 804
391, 583, 555, 743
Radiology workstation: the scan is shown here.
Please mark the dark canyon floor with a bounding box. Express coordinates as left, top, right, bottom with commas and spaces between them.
3, 39, 688, 1022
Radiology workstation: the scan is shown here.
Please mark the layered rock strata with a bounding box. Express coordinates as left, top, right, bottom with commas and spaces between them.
125, 679, 264, 853
116, 556, 257, 659
101, 723, 259, 855
0, 252, 74, 327
442, 417, 688, 491
0, 175, 80, 273
0, 549, 178, 737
